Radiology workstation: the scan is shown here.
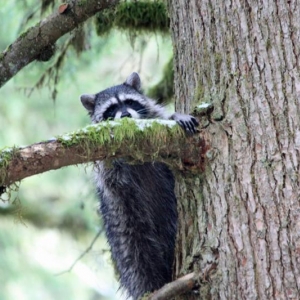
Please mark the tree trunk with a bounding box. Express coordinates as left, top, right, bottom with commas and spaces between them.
168, 0, 300, 299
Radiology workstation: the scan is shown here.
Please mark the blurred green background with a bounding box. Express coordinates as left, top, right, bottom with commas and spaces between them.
0, 1, 172, 299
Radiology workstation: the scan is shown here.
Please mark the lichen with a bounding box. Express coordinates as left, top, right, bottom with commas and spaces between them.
194, 102, 213, 114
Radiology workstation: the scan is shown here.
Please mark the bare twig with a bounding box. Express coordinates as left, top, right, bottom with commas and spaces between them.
146, 261, 218, 300
148, 272, 197, 300
56, 228, 104, 276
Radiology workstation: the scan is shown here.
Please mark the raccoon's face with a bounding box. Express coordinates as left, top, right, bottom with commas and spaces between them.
98, 94, 148, 122
81, 72, 164, 123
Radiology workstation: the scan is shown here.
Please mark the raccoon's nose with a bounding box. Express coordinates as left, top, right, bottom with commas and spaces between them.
121, 111, 131, 118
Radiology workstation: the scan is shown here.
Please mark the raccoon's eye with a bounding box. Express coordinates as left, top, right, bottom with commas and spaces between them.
125, 99, 135, 106
103, 104, 118, 120
124, 99, 146, 116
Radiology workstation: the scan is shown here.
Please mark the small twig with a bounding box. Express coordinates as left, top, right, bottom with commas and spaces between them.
56, 228, 103, 276
148, 272, 197, 300
146, 262, 218, 300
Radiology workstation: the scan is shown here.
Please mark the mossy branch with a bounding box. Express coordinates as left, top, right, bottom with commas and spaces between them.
0, 0, 119, 88
95, 0, 169, 36
0, 119, 205, 187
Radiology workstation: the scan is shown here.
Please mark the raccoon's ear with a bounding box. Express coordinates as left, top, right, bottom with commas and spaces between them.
125, 72, 141, 91
80, 94, 96, 114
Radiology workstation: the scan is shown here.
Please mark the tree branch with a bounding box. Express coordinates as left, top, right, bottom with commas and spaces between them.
0, 0, 119, 88
147, 272, 197, 300
0, 119, 206, 187
145, 262, 218, 300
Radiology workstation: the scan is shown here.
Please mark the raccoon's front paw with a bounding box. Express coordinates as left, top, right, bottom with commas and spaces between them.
171, 113, 199, 134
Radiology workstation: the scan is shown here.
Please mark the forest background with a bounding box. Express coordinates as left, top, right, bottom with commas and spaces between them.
0, 1, 172, 299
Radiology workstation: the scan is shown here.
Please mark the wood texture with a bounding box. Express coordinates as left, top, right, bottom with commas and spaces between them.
168, 0, 300, 299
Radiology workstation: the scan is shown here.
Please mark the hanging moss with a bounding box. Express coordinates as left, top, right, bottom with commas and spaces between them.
95, 8, 114, 36
95, 1, 169, 36
147, 58, 174, 104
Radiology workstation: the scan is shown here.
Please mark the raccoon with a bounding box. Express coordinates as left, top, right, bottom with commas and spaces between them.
80, 72, 198, 300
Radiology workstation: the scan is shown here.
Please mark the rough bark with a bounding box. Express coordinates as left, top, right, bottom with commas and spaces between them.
0, 0, 119, 88
0, 120, 204, 188
169, 0, 300, 299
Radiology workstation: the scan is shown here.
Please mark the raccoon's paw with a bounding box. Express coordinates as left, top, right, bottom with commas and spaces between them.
171, 113, 199, 134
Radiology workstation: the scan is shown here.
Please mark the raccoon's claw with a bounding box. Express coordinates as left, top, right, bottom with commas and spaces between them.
171, 113, 199, 134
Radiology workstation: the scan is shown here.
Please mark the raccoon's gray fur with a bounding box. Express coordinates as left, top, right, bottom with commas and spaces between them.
81, 72, 198, 300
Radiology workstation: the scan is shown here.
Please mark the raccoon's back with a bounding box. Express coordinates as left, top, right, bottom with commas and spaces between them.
95, 161, 177, 299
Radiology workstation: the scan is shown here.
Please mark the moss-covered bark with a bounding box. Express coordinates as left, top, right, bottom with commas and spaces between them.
0, 119, 204, 189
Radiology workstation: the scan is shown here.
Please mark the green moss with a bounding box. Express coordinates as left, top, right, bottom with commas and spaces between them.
1, 119, 184, 197
14, 26, 35, 45
226, 54, 231, 71
215, 53, 222, 70
58, 122, 111, 147
266, 38, 271, 51
94, 8, 114, 36
95, 1, 169, 36
19, 31, 28, 39
214, 52, 222, 85
57, 118, 184, 166
194, 83, 205, 103
113, 118, 138, 142
147, 58, 174, 104
77, 0, 88, 6
0, 148, 16, 186
0, 147, 20, 200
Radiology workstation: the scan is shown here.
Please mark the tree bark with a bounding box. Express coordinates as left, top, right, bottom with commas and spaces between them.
169, 0, 300, 299
0, 0, 119, 88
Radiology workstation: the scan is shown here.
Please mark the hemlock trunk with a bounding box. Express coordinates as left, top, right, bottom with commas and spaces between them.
168, 0, 300, 299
